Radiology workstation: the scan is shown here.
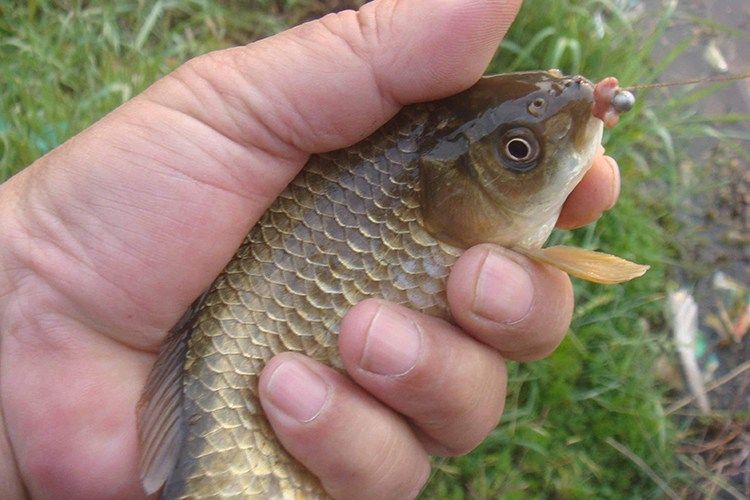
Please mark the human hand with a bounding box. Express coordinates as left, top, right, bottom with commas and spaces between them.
0, 0, 620, 497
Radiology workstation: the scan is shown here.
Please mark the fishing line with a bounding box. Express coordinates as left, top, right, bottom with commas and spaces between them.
622, 71, 750, 91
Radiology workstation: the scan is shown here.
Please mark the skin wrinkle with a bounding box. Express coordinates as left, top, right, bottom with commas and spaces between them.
33, 191, 144, 271
319, 10, 401, 114
7, 178, 173, 348
106, 129, 273, 226
124, 99, 265, 205
356, 427, 421, 496
16, 193, 99, 282
162, 55, 306, 166
268, 36, 388, 152
0, 188, 28, 323
8, 298, 122, 358
46, 112, 300, 334
65, 181, 224, 285
221, 40, 315, 150
78, 151, 225, 233
167, 59, 255, 151
258, 12, 417, 151
90, 143, 198, 207
323, 408, 427, 499
415, 337, 503, 447
222, 45, 346, 158
9, 231, 163, 350
0, 231, 42, 334
358, 2, 384, 56
33, 141, 169, 234
380, 0, 400, 43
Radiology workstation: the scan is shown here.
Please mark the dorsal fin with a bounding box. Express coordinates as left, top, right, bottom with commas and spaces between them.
137, 293, 205, 494
515, 245, 649, 284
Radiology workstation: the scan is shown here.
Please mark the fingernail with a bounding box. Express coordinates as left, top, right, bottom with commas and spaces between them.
473, 250, 534, 324
604, 156, 620, 209
266, 359, 330, 422
360, 305, 421, 376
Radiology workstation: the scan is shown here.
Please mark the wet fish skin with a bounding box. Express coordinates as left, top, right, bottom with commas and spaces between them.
137, 71, 603, 499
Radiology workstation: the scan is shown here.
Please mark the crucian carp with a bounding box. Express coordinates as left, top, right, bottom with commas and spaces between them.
137, 70, 647, 499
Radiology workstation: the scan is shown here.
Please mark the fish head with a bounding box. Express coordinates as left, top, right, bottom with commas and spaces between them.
419, 70, 603, 249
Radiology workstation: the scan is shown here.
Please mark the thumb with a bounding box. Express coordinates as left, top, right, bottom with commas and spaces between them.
3, 0, 522, 347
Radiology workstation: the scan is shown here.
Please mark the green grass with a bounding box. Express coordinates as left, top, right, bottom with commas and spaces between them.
1, 0, 745, 497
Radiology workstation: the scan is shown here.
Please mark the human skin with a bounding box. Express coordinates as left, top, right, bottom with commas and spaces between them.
0, 0, 621, 498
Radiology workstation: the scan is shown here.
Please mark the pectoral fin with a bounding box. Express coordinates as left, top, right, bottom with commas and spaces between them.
137, 327, 187, 495
137, 291, 208, 494
515, 245, 649, 284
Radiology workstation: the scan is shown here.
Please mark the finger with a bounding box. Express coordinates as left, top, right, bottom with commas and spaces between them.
447, 245, 574, 361
3, 0, 522, 350
259, 353, 430, 500
557, 152, 620, 229
339, 299, 507, 456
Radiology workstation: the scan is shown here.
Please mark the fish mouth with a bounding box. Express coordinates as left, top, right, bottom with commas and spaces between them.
541, 74, 596, 128
552, 76, 598, 149
544, 74, 595, 98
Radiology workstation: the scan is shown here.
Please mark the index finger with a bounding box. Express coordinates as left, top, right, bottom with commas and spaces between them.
556, 151, 621, 229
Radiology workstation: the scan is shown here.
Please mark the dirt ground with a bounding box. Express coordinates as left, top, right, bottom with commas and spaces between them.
642, 0, 749, 495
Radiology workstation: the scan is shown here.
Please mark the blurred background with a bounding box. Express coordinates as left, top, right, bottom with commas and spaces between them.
1, 0, 748, 497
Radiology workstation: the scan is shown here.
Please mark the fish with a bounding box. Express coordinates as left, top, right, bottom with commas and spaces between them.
136, 70, 648, 499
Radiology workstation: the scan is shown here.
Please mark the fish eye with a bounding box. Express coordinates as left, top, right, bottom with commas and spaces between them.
498, 128, 540, 172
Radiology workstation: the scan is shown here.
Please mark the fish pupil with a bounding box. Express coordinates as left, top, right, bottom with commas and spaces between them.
497, 127, 540, 173
506, 138, 531, 161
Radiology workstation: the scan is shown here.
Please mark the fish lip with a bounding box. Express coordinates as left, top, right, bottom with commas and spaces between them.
564, 75, 595, 98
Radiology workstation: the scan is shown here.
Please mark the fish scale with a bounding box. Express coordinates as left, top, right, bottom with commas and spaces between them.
161, 107, 460, 498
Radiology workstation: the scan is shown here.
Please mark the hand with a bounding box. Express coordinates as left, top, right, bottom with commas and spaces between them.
0, 0, 620, 497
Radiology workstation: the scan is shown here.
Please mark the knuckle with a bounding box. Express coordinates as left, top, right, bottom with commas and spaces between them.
323, 428, 428, 500
171, 50, 227, 95
314, 10, 395, 108
318, 10, 370, 63
414, 352, 506, 454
